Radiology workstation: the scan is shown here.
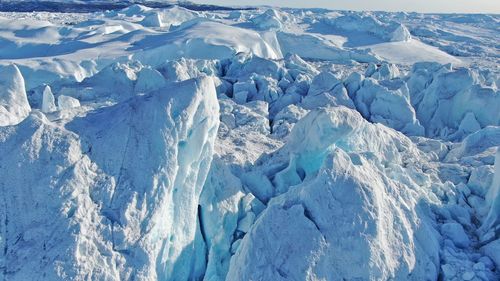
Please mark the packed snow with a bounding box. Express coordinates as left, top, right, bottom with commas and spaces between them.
0, 2, 499, 281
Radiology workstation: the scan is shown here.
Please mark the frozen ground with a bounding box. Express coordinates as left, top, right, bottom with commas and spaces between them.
0, 2, 499, 281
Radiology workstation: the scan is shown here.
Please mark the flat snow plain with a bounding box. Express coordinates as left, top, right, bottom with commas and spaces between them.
0, 3, 499, 281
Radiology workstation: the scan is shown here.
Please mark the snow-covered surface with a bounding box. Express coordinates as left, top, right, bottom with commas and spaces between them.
365, 39, 464, 65
0, 3, 499, 281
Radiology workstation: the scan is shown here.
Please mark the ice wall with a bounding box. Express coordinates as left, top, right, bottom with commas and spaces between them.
0, 76, 219, 281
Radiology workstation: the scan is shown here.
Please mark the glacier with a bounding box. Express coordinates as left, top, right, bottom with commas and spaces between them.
0, 2, 499, 281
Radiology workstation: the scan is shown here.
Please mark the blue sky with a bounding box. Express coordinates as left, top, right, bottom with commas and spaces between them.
194, 0, 500, 13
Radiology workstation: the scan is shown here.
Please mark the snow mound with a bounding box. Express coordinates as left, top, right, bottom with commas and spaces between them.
391, 23, 412, 42
75, 61, 143, 101
118, 4, 152, 17
134, 66, 166, 92
325, 12, 412, 43
366, 39, 464, 65
277, 32, 377, 62
140, 11, 163, 27
446, 127, 500, 162
0, 64, 30, 126
251, 9, 283, 30
343, 63, 424, 136
132, 20, 281, 64
140, 6, 197, 28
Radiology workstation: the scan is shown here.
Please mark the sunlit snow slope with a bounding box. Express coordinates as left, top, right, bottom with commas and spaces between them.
0, 3, 499, 281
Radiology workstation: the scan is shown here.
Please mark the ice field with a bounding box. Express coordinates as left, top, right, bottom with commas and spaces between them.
0, 2, 499, 280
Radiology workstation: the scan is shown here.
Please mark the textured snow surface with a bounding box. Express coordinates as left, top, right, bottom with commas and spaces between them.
0, 3, 499, 281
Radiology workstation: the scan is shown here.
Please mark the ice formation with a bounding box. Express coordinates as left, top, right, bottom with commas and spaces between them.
0, 3, 499, 281
41, 85, 56, 113
228, 107, 440, 280
0, 76, 219, 280
0, 64, 31, 126
251, 9, 283, 30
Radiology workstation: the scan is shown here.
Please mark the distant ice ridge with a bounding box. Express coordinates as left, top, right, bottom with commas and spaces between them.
0, 3, 471, 89
251, 9, 283, 30
131, 19, 283, 63
324, 12, 412, 42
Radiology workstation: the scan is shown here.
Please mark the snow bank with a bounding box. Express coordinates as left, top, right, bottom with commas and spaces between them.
57, 95, 80, 109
